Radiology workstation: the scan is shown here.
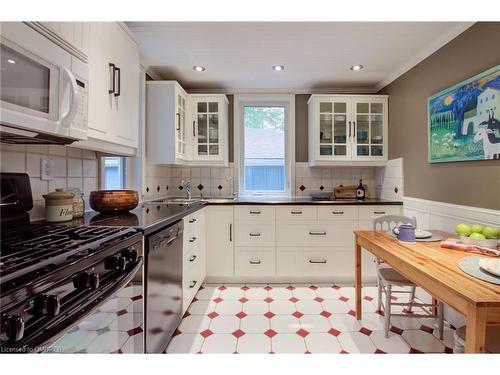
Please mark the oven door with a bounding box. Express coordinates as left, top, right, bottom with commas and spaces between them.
0, 23, 81, 139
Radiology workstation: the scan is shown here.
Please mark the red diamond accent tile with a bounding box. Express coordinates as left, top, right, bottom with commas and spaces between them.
444, 347, 454, 354
292, 311, 304, 318
359, 327, 372, 336
328, 328, 341, 337
264, 285, 273, 291
218, 285, 227, 291
309, 285, 318, 290
332, 285, 341, 290
363, 296, 374, 301
127, 326, 143, 337
286, 285, 295, 290
402, 308, 411, 314
339, 296, 349, 302
394, 187, 399, 194
207, 311, 219, 319
116, 309, 128, 316
320, 310, 332, 318
213, 297, 223, 303
375, 349, 387, 354
199, 285, 205, 290
173, 328, 182, 337
289, 297, 299, 303
420, 325, 434, 334
296, 328, 310, 337
264, 329, 278, 338
264, 311, 276, 319
390, 326, 403, 335
314, 296, 324, 302
235, 311, 248, 319
269, 351, 276, 354
241, 286, 250, 291
410, 347, 424, 354
232, 329, 245, 338
131, 295, 143, 301
264, 297, 274, 303
305, 351, 312, 354
200, 329, 213, 338
111, 349, 123, 354
340, 350, 349, 354
376, 309, 385, 316
239, 297, 249, 303
149, 327, 164, 335
348, 310, 356, 317
233, 351, 239, 354
196, 351, 203, 354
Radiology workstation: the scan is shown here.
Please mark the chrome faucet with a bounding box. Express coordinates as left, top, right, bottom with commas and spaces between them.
181, 179, 192, 200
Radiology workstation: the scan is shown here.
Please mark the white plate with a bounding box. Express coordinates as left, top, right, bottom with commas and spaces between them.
478, 258, 500, 277
392, 228, 433, 239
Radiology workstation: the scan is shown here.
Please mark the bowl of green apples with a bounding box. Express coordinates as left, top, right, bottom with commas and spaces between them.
456, 223, 499, 249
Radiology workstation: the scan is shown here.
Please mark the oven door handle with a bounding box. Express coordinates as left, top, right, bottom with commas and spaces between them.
59, 68, 79, 128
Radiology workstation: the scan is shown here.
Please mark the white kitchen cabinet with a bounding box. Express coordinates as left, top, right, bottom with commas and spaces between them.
36, 22, 90, 59
146, 81, 229, 166
77, 22, 140, 156
205, 206, 234, 278
308, 95, 388, 166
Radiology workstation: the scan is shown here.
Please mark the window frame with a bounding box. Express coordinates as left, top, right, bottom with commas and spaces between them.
100, 156, 127, 190
234, 94, 295, 197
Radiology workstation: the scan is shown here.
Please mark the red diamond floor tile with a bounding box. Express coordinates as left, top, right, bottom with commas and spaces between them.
359, 327, 373, 336
264, 329, 278, 338
264, 285, 273, 291
309, 285, 318, 290
213, 297, 223, 303
320, 310, 332, 318
200, 329, 213, 338
363, 296, 374, 301
239, 297, 249, 303
264, 297, 274, 303
127, 326, 143, 337
375, 349, 387, 354
444, 347, 454, 354
348, 310, 356, 317
241, 286, 250, 291
340, 350, 349, 354
232, 329, 245, 338
332, 285, 341, 290
289, 297, 299, 303
207, 311, 219, 319
339, 296, 349, 302
131, 295, 143, 301
292, 311, 304, 318
264, 311, 276, 319
286, 285, 295, 290
296, 328, 310, 337
390, 326, 403, 335
420, 325, 434, 334
173, 328, 182, 337
328, 328, 341, 337
314, 297, 324, 302
409, 347, 424, 354
218, 286, 227, 291
235, 311, 248, 319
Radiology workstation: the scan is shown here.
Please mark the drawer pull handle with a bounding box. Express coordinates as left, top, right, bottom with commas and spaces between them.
189, 237, 197, 243
249, 210, 261, 214
249, 232, 261, 237
189, 255, 197, 262
249, 260, 261, 265
189, 218, 197, 223
309, 231, 327, 236
374, 211, 386, 215
332, 211, 344, 215
291, 210, 302, 214
309, 259, 327, 264
189, 280, 197, 288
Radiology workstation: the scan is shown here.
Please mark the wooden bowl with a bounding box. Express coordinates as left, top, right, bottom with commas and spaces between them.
89, 190, 139, 213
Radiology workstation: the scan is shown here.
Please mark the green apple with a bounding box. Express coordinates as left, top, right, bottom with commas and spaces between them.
483, 226, 500, 239
471, 224, 484, 233
456, 223, 472, 236
469, 232, 486, 240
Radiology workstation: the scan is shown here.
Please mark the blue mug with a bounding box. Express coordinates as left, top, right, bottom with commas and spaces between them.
396, 224, 416, 243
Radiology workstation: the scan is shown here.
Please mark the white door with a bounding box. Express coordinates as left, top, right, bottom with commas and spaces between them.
192, 97, 224, 161
351, 97, 387, 161
316, 97, 351, 161
205, 207, 234, 277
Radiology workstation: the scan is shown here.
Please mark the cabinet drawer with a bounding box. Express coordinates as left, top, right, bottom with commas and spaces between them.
183, 248, 203, 307
234, 223, 275, 247
184, 210, 203, 234
277, 249, 352, 277
183, 232, 201, 255
276, 222, 356, 247
317, 206, 358, 221
234, 205, 275, 222
235, 247, 276, 276
276, 206, 317, 221
359, 206, 401, 220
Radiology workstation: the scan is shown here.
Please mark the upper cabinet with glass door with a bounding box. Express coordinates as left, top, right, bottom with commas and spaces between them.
191, 94, 229, 165
308, 95, 388, 166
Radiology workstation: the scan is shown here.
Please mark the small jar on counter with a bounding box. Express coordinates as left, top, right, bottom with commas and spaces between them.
67, 187, 85, 218
42, 189, 75, 222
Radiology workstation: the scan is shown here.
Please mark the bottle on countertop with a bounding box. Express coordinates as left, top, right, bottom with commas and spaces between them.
356, 179, 366, 201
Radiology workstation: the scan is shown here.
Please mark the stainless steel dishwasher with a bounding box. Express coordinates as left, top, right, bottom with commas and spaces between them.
145, 220, 183, 353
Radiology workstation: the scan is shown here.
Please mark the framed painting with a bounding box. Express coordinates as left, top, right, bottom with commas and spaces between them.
428, 64, 500, 163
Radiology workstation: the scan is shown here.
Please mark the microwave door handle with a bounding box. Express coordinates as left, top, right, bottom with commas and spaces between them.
59, 68, 79, 128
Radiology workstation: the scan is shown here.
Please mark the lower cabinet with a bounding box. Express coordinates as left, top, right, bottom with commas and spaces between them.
235, 247, 276, 276
205, 206, 234, 278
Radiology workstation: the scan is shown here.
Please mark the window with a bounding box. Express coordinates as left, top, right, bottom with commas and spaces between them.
235, 95, 295, 196
102, 156, 126, 189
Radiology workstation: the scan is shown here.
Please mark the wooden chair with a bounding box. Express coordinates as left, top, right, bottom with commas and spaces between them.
373, 215, 444, 339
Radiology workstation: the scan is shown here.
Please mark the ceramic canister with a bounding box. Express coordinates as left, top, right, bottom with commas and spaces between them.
43, 189, 75, 222
397, 224, 416, 243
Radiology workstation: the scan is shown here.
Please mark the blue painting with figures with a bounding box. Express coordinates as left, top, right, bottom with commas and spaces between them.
427, 65, 500, 163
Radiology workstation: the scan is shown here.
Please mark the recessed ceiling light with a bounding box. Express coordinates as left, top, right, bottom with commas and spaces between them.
7, 59, 16, 64
193, 65, 205, 72
272, 65, 285, 71
350, 64, 364, 71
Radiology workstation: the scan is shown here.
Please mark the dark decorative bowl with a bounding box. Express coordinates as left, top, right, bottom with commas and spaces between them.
89, 190, 139, 213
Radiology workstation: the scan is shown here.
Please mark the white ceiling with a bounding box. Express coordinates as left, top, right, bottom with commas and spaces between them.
126, 22, 473, 93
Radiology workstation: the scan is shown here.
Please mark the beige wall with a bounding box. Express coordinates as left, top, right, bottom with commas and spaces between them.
378, 22, 500, 210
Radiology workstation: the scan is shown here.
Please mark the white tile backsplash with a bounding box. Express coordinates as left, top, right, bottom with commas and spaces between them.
0, 145, 98, 221
376, 158, 404, 201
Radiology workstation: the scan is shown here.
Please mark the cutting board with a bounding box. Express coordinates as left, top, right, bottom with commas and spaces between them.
334, 184, 368, 199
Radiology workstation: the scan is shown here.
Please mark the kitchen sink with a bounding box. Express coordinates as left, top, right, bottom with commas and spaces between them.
200, 198, 236, 203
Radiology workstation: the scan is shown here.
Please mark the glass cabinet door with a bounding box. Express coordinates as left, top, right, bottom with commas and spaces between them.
176, 93, 187, 157
353, 100, 385, 158
318, 99, 349, 158
195, 100, 220, 158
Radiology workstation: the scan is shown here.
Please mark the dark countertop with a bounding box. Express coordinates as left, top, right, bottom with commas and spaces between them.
52, 197, 402, 236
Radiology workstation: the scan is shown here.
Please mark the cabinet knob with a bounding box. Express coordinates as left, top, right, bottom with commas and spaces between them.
4, 315, 24, 342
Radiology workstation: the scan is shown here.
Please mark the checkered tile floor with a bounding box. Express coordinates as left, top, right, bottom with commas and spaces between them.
166, 283, 456, 354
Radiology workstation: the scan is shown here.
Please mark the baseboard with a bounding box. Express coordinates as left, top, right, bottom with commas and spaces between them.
204, 276, 378, 285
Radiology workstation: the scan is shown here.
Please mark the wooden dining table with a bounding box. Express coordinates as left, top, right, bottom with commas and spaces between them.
354, 230, 500, 353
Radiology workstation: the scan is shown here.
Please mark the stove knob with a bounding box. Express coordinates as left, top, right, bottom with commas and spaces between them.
104, 256, 126, 271
33, 294, 61, 317
122, 248, 138, 263
5, 316, 24, 342
73, 272, 100, 290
